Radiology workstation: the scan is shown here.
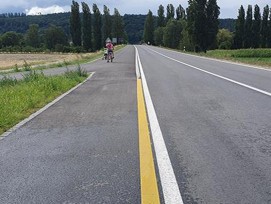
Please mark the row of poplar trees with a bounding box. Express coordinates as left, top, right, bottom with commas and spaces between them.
144, 0, 220, 52
234, 5, 271, 49
70, 1, 125, 52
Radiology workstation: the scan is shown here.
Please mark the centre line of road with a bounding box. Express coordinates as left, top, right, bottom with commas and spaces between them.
146, 47, 271, 97
137, 78, 160, 204
135, 46, 184, 204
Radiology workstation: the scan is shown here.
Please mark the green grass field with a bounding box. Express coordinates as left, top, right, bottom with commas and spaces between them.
0, 69, 88, 135
201, 49, 271, 68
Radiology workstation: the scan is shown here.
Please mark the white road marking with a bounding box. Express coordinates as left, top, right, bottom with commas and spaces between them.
147, 47, 271, 97
135, 46, 184, 204
151, 46, 271, 72
135, 48, 141, 79
0, 73, 95, 140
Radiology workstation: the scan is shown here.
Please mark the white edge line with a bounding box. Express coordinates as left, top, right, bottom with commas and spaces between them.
135, 47, 141, 79
151, 46, 271, 72
135, 46, 184, 204
137, 50, 143, 79
146, 47, 271, 97
0, 72, 95, 140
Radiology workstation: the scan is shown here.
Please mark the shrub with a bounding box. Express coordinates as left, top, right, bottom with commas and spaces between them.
23, 60, 32, 71
13, 64, 19, 72
0, 75, 17, 87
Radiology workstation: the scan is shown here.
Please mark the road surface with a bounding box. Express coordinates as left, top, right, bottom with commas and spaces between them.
1, 45, 271, 203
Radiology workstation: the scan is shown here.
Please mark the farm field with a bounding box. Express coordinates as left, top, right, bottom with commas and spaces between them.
0, 45, 125, 71
0, 52, 101, 71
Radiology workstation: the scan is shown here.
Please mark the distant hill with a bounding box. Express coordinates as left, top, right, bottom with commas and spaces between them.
123, 14, 146, 44
0, 13, 70, 35
0, 13, 235, 44
219, 18, 235, 32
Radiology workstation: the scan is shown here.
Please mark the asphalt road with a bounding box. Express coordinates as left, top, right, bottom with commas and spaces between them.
136, 45, 271, 203
1, 45, 271, 203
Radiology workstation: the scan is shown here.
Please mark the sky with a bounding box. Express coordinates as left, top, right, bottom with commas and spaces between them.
0, 0, 270, 18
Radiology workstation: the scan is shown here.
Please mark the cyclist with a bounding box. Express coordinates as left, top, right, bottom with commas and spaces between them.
105, 39, 114, 61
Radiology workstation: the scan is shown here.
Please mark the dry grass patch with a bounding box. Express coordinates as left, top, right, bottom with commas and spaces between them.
0, 52, 96, 71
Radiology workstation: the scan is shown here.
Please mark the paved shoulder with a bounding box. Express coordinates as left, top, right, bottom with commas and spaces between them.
137, 45, 271, 203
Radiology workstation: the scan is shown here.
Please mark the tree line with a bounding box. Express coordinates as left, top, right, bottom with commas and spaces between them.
234, 4, 271, 49
0, 12, 235, 46
144, 1, 271, 52
0, 24, 68, 52
144, 0, 220, 52
0, 1, 126, 52
0, 12, 71, 35
69, 0, 126, 51
0, 13, 26, 18
4, 2, 268, 52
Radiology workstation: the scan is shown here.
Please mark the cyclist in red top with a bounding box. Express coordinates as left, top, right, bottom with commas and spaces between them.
106, 40, 114, 60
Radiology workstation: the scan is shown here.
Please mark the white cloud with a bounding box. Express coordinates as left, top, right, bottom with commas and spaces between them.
26, 5, 69, 15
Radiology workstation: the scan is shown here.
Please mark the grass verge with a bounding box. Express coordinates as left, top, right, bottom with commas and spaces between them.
162, 46, 271, 68
197, 49, 271, 68
0, 68, 88, 136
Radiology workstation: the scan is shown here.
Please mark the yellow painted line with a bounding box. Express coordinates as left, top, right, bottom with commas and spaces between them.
137, 79, 160, 204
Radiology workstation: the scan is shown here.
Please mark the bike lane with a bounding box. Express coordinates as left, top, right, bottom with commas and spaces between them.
0, 46, 141, 203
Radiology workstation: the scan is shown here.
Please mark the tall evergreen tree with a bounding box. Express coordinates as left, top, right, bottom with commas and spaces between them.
260, 5, 269, 48
234, 5, 245, 48
187, 0, 219, 52
187, 0, 196, 43
244, 5, 253, 48
252, 5, 261, 48
176, 4, 186, 20
143, 10, 154, 44
70, 0, 81, 46
82, 2, 92, 51
112, 8, 125, 44
103, 6, 112, 43
206, 0, 220, 49
166, 4, 175, 22
267, 7, 271, 47
93, 4, 102, 50
195, 0, 208, 51
157, 5, 165, 27
187, 0, 208, 52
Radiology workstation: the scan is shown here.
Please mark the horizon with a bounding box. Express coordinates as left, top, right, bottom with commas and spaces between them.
0, 11, 238, 20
